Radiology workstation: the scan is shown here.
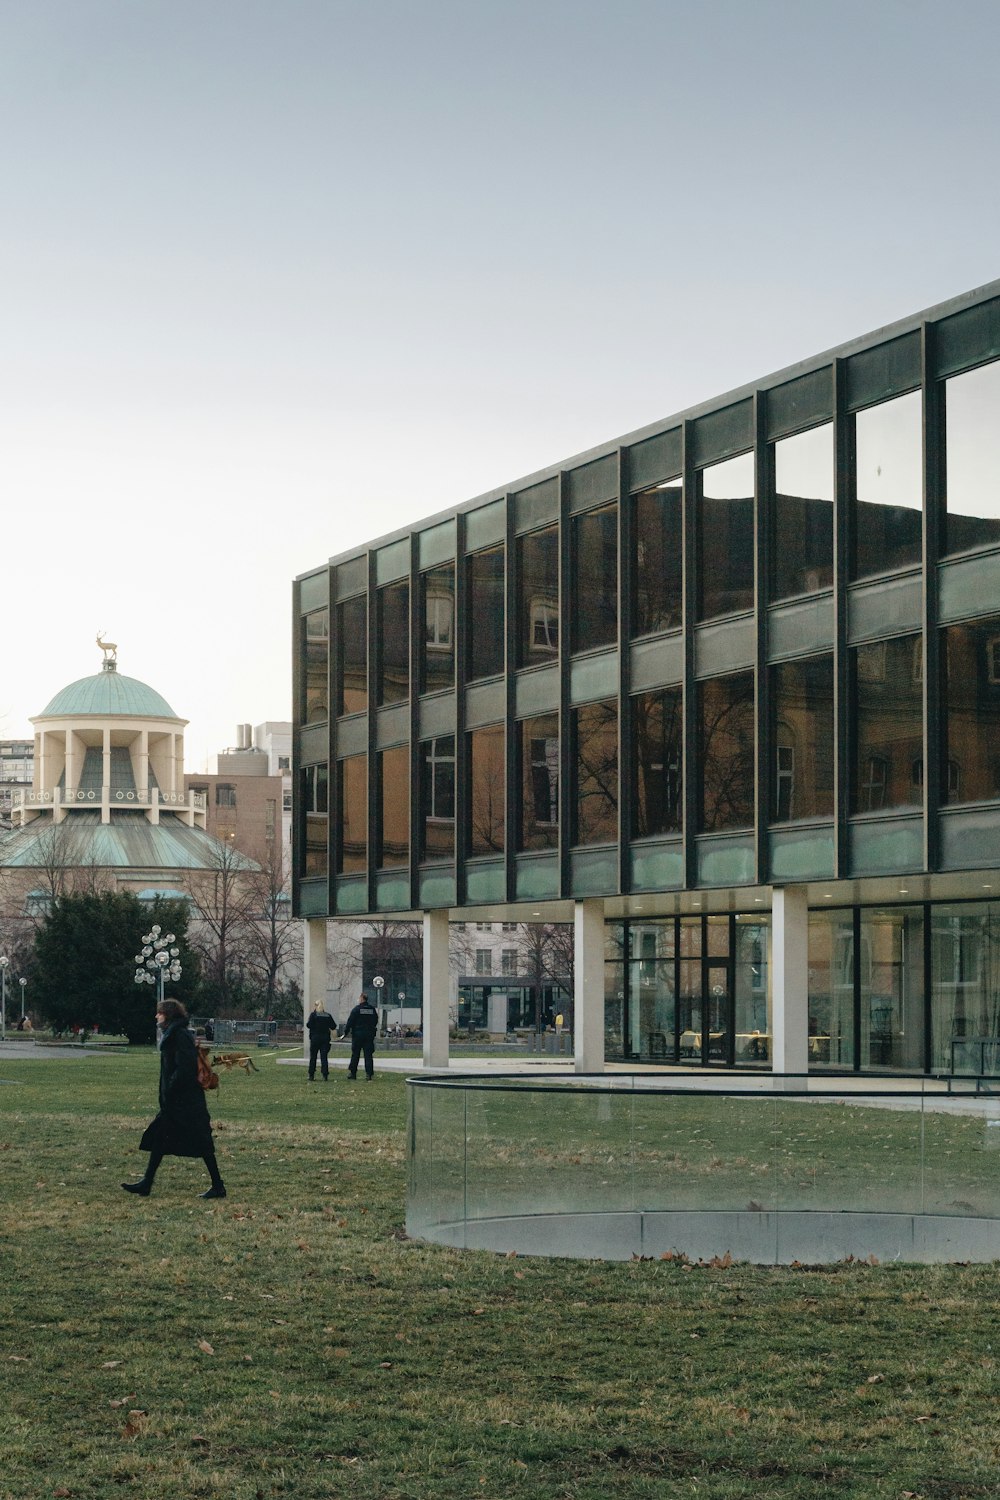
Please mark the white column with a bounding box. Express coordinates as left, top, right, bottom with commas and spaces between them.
101, 727, 112, 824
64, 730, 76, 798
422, 909, 450, 1069
573, 899, 605, 1074
302, 919, 328, 1060
770, 885, 809, 1077
138, 729, 149, 794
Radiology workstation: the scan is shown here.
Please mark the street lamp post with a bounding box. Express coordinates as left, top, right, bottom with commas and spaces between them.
134, 924, 182, 1009
0, 956, 8, 1041
18, 976, 26, 1022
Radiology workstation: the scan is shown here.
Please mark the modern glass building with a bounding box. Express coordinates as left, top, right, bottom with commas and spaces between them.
293, 280, 1000, 1078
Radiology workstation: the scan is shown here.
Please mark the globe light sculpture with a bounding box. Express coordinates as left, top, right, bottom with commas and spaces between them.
133, 923, 182, 1007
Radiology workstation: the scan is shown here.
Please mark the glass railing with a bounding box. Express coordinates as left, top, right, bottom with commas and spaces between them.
407, 1073, 1000, 1264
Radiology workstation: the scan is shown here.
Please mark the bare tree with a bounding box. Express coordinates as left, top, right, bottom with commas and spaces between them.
30, 818, 85, 903
242, 838, 301, 1014
187, 838, 256, 1010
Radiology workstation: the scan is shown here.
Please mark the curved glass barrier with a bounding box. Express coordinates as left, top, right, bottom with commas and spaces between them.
407, 1074, 1000, 1265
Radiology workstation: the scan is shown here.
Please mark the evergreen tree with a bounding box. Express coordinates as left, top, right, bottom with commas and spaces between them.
32, 892, 198, 1043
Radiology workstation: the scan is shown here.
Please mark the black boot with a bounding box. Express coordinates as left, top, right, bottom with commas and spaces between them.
201, 1153, 226, 1199
121, 1180, 151, 1196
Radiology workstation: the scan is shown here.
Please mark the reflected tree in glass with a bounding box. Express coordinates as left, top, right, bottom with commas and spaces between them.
698, 672, 754, 831
420, 735, 455, 859
519, 714, 558, 850
303, 608, 329, 724
338, 595, 367, 715
634, 481, 682, 634
852, 635, 922, 813
632, 687, 682, 836
517, 527, 559, 666
770, 655, 834, 822
378, 744, 409, 868
337, 753, 367, 874
942, 614, 1000, 805
572, 505, 618, 652
573, 700, 619, 844
468, 725, 505, 855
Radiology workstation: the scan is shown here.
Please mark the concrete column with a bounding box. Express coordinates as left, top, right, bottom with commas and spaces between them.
422, 909, 450, 1069
64, 730, 76, 798
770, 885, 810, 1078
138, 729, 149, 794
573, 899, 605, 1074
302, 919, 328, 1060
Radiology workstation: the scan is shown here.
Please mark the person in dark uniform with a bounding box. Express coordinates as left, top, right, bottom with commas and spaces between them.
306, 1002, 336, 1081
122, 999, 226, 1199
342, 992, 379, 1080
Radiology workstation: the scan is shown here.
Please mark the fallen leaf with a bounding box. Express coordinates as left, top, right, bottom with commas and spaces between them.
332, 1348, 350, 1358
867, 1373, 884, 1384
122, 1410, 147, 1439
472, 1308, 485, 1316
109, 1395, 137, 1409
914, 1414, 934, 1423
379, 1361, 393, 1368
197, 1340, 215, 1356
9, 1355, 29, 1363
101, 1360, 122, 1369
53, 1490, 71, 1498
191, 1434, 209, 1445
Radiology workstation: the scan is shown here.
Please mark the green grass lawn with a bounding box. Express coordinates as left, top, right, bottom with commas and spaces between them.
2, 1051, 999, 1499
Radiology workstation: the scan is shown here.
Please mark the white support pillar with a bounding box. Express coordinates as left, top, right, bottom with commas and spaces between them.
101, 727, 112, 824
770, 885, 810, 1078
302, 919, 328, 1060
422, 909, 450, 1070
573, 899, 605, 1075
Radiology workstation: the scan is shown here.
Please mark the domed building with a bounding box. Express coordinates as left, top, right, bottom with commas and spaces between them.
2, 642, 254, 903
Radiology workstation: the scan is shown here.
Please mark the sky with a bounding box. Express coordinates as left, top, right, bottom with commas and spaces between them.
2, 0, 1000, 769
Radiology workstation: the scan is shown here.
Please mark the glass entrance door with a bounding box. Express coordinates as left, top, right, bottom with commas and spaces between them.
704, 961, 733, 1065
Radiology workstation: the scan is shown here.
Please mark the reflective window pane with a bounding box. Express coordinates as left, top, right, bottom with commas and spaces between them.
468, 725, 504, 855
770, 655, 834, 822
519, 714, 559, 850
853, 391, 922, 579
771, 423, 833, 601
734, 918, 769, 1067
634, 480, 681, 635
852, 634, 922, 814
377, 580, 409, 705
573, 699, 618, 845
572, 504, 618, 652
338, 595, 367, 716
942, 614, 1000, 805
467, 547, 504, 680
944, 359, 1000, 556
632, 687, 682, 837
337, 754, 367, 874
517, 527, 559, 666
932, 903, 1000, 1072
302, 608, 329, 724
377, 744, 409, 868
301, 764, 328, 878
698, 671, 754, 831
421, 565, 454, 692
859, 907, 925, 1071
808, 910, 855, 1068
420, 735, 455, 859
698, 452, 754, 620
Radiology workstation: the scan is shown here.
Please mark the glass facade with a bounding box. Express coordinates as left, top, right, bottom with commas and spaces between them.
421, 565, 454, 692
377, 744, 409, 869
295, 280, 1000, 1078
517, 527, 558, 666
632, 687, 682, 836
468, 725, 504, 856
337, 754, 367, 875
634, 480, 682, 635
770, 655, 834, 822
698, 452, 754, 620
302, 608, 329, 724
852, 634, 922, 814
573, 700, 618, 845
467, 546, 504, 680
572, 504, 617, 652
338, 595, 367, 715
944, 359, 1000, 557
698, 672, 754, 832
377, 580, 409, 706
519, 714, 558, 850
420, 735, 455, 859
942, 614, 1000, 805
853, 391, 922, 580
771, 423, 833, 601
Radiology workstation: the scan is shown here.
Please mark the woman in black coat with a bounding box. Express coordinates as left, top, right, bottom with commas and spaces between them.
122, 999, 227, 1199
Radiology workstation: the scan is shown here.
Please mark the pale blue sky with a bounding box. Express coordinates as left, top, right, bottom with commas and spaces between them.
2, 0, 998, 766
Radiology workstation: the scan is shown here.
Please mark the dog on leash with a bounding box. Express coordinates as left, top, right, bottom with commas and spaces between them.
212, 1052, 259, 1075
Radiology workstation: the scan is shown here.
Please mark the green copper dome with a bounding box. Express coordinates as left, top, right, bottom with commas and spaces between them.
38, 666, 179, 720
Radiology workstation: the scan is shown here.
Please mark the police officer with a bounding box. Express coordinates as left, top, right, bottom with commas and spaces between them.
342, 991, 379, 1080
306, 1002, 336, 1081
